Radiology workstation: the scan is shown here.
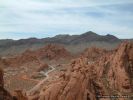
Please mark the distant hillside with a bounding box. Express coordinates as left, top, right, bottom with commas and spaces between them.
0, 31, 129, 56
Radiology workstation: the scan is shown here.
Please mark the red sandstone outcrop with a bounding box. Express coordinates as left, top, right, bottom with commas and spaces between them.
26, 42, 133, 100
0, 49, 40, 68
107, 42, 133, 92
81, 47, 108, 60
0, 44, 72, 67
35, 44, 72, 60
0, 67, 13, 100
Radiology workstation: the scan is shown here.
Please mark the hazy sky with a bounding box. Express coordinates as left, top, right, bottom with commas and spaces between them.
0, 0, 133, 39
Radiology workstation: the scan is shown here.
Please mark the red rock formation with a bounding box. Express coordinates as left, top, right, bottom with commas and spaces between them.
0, 49, 40, 67
0, 44, 72, 67
28, 57, 99, 100
35, 44, 72, 60
12, 90, 28, 100
107, 42, 133, 93
27, 42, 133, 100
0, 67, 13, 100
81, 47, 108, 60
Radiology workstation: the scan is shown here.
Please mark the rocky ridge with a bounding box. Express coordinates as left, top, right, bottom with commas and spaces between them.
0, 31, 122, 57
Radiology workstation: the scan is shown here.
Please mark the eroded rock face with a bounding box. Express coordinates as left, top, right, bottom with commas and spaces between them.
0, 67, 13, 100
81, 47, 108, 61
107, 42, 133, 92
27, 42, 133, 100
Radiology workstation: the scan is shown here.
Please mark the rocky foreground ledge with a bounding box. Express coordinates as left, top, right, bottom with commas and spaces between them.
0, 41, 133, 100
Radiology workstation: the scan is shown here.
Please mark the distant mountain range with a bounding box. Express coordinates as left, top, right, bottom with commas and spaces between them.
0, 31, 120, 46
0, 31, 132, 56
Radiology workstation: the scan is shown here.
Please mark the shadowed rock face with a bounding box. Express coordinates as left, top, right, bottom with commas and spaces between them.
0, 67, 13, 100
0, 68, 3, 87
106, 42, 133, 92
26, 42, 133, 100
0, 67, 28, 100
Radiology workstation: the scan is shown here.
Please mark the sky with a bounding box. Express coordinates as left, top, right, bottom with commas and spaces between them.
0, 0, 133, 39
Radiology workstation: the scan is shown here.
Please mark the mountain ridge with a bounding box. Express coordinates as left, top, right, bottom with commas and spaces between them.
0, 31, 121, 46
0, 31, 131, 56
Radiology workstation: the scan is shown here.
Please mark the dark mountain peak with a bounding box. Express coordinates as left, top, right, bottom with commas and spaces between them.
70, 31, 101, 44
68, 31, 120, 44
104, 34, 119, 42
81, 31, 98, 37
